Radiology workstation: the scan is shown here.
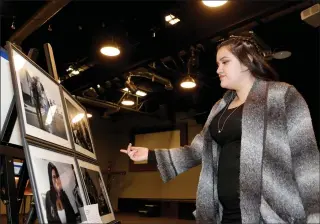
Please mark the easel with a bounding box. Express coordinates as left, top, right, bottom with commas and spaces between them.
0, 47, 39, 223
0, 44, 121, 223
0, 103, 35, 223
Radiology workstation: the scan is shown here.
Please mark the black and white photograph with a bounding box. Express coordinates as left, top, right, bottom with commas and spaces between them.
63, 91, 96, 159
8, 45, 72, 149
78, 159, 115, 223
29, 145, 87, 223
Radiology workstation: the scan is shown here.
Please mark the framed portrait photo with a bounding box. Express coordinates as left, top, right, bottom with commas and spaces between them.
77, 159, 115, 223
6, 42, 72, 149
28, 144, 87, 224
62, 88, 96, 159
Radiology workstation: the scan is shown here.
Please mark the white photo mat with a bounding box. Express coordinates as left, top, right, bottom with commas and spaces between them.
77, 159, 115, 223
29, 145, 87, 223
0, 49, 22, 146
63, 90, 96, 159
9, 46, 72, 149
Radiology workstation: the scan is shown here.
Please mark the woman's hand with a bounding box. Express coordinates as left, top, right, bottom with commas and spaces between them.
120, 143, 149, 162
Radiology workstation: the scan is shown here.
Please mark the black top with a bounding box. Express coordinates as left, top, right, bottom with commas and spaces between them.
210, 104, 243, 224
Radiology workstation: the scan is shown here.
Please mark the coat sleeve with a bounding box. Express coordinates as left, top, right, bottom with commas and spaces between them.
154, 132, 205, 183
285, 86, 320, 223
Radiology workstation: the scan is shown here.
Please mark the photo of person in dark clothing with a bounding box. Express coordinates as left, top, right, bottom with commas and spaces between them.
81, 168, 111, 216
20, 70, 68, 140
65, 99, 94, 153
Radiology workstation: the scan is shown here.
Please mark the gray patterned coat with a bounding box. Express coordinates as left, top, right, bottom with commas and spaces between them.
154, 79, 320, 224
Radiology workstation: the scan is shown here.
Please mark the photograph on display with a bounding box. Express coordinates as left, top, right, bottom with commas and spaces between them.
63, 91, 96, 159
29, 145, 87, 223
78, 159, 115, 223
7, 43, 71, 149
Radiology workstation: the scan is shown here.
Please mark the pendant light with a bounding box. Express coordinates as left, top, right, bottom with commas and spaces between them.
180, 75, 196, 89
180, 47, 197, 89
100, 36, 120, 57
202, 1, 228, 7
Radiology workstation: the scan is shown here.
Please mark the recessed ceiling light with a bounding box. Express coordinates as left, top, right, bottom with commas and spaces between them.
202, 1, 228, 7
165, 14, 180, 25
100, 46, 120, 57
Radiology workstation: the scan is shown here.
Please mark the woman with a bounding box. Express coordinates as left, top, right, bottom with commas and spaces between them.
45, 162, 77, 223
120, 36, 319, 224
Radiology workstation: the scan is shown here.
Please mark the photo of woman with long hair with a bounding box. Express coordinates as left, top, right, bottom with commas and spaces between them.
45, 162, 78, 223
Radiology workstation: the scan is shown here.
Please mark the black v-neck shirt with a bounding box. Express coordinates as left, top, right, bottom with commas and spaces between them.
209, 104, 243, 224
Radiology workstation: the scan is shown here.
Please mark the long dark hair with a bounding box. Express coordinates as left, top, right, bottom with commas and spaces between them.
217, 36, 278, 81
48, 162, 59, 192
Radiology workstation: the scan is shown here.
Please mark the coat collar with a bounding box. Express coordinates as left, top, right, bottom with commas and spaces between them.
202, 78, 269, 223
202, 78, 263, 139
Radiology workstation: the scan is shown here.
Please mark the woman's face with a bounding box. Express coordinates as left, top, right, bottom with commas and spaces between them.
216, 46, 250, 90
51, 169, 62, 192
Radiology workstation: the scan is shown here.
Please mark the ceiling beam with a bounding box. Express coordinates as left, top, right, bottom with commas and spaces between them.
9, 0, 71, 45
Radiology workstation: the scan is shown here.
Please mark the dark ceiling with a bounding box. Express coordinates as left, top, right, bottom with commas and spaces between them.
1, 1, 319, 134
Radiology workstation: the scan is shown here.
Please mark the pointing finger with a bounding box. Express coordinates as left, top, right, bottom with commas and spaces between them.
120, 149, 128, 154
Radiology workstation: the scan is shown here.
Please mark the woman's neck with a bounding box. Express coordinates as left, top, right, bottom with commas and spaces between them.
235, 76, 256, 102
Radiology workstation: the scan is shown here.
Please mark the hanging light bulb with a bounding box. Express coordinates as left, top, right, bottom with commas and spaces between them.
180, 75, 196, 89
48, 24, 52, 31
202, 1, 228, 7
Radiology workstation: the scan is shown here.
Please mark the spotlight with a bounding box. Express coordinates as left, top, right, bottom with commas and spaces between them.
121, 95, 135, 106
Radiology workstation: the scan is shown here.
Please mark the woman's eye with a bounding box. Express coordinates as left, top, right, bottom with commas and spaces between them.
222, 61, 228, 64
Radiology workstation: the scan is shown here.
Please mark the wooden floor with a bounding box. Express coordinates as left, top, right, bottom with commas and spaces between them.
115, 212, 196, 224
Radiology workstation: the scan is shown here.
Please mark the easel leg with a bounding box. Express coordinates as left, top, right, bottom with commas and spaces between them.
16, 162, 29, 210
0, 155, 19, 224
24, 201, 37, 224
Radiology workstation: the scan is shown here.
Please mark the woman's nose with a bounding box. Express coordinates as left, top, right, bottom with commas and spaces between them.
217, 65, 223, 74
